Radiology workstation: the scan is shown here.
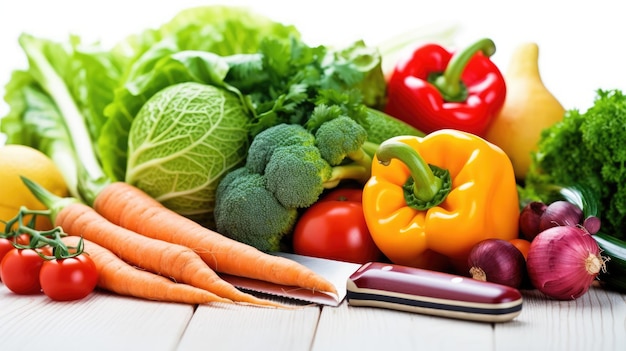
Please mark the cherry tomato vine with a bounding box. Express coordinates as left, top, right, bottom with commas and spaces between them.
1, 206, 98, 301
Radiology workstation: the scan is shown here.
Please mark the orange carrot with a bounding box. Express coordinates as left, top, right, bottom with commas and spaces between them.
61, 236, 230, 305
93, 182, 337, 295
55, 202, 285, 308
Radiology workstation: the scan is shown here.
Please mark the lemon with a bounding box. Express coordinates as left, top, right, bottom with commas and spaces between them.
0, 145, 69, 231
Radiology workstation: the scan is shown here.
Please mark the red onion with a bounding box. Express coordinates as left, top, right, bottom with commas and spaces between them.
519, 201, 547, 241
582, 215, 601, 234
526, 226, 605, 300
539, 200, 583, 232
468, 239, 526, 289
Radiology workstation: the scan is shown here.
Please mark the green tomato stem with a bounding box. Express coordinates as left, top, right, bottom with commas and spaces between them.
4, 203, 85, 259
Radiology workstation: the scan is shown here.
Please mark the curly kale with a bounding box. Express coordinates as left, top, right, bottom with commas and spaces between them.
526, 89, 626, 238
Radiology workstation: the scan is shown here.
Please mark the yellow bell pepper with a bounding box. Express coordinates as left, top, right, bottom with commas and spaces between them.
362, 129, 520, 271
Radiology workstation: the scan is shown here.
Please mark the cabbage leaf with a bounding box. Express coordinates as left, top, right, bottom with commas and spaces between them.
126, 82, 251, 227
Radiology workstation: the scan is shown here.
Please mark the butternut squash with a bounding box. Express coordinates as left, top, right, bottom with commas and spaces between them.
485, 42, 565, 181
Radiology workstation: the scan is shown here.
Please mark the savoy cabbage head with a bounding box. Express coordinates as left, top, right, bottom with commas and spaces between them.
125, 82, 252, 228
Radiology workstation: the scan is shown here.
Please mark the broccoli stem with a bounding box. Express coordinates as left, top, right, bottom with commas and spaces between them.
362, 141, 380, 156
347, 148, 373, 170
323, 142, 379, 189
323, 163, 371, 188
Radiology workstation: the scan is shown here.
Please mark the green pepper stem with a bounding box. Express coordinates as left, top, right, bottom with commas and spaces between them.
376, 140, 442, 202
432, 38, 496, 102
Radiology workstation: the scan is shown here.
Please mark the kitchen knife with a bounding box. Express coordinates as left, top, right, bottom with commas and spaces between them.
346, 262, 522, 322
220, 252, 522, 322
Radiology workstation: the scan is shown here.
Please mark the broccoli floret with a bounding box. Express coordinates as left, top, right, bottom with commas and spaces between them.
265, 145, 333, 208
245, 124, 315, 174
314, 115, 377, 186
315, 115, 370, 166
254, 119, 379, 208
214, 167, 298, 251
526, 89, 626, 238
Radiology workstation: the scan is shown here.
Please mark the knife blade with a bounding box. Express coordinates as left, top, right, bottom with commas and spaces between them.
221, 252, 522, 322
220, 252, 361, 306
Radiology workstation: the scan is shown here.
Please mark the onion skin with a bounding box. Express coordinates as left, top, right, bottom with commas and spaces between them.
519, 201, 547, 241
583, 216, 601, 234
539, 200, 583, 232
526, 226, 604, 300
468, 239, 526, 289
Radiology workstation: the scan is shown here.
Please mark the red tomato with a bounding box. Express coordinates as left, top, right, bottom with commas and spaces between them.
1, 248, 45, 294
293, 188, 383, 264
317, 187, 363, 203
39, 254, 98, 301
15, 233, 31, 246
37, 245, 54, 257
0, 238, 15, 271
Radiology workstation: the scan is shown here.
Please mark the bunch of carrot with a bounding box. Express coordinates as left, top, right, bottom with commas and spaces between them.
26, 178, 337, 307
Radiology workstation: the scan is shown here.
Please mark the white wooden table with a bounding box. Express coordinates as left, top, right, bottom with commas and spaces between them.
1, 283, 624, 351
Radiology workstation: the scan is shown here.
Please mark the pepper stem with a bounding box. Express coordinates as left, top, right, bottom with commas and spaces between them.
376, 140, 452, 210
430, 38, 496, 102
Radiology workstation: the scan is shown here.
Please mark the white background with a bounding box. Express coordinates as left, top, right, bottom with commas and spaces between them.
1, 0, 625, 117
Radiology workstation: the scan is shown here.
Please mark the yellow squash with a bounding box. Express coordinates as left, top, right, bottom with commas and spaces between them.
485, 42, 565, 181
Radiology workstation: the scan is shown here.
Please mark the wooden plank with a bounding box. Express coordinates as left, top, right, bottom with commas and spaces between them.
312, 301, 493, 350
0, 284, 194, 351
178, 301, 321, 351
494, 286, 626, 351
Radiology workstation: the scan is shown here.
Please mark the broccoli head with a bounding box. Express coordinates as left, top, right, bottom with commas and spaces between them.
245, 124, 315, 174
265, 145, 333, 208
214, 167, 298, 251
315, 115, 370, 166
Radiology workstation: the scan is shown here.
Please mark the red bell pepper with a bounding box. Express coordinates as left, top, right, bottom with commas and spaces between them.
384, 38, 506, 137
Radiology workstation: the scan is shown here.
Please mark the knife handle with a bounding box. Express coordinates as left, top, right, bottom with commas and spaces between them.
346, 262, 523, 322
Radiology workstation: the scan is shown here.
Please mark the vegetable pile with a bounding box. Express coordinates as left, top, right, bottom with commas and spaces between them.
1, 4, 625, 309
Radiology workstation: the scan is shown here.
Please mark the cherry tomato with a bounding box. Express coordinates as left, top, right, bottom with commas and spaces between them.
0, 238, 16, 272
37, 245, 54, 257
1, 248, 45, 294
39, 254, 98, 301
15, 233, 31, 246
293, 188, 383, 264
0, 234, 32, 271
